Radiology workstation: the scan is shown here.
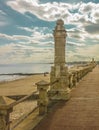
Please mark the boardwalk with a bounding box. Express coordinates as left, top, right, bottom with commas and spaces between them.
34, 66, 99, 130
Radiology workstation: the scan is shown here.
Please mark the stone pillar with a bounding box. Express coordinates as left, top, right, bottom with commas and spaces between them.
36, 80, 49, 115
68, 73, 73, 88
72, 72, 77, 87
91, 58, 96, 68
0, 96, 14, 130
54, 19, 66, 66
0, 112, 6, 130
76, 70, 80, 82
0, 108, 12, 130
50, 19, 70, 100
91, 58, 95, 64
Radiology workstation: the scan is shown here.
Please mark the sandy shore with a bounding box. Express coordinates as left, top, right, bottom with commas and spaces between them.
0, 74, 50, 96
0, 73, 50, 126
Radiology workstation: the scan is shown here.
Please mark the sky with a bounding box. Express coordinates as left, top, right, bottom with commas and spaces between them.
0, 0, 99, 64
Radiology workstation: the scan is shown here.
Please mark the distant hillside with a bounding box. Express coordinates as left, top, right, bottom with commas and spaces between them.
67, 61, 99, 65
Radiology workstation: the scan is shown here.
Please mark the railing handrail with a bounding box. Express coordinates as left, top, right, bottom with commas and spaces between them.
0, 90, 38, 109
0, 79, 59, 109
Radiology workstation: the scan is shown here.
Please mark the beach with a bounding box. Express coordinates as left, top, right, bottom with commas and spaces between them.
0, 73, 50, 124
0, 73, 50, 96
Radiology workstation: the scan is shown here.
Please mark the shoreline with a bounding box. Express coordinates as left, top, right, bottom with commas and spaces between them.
0, 72, 49, 75
0, 72, 49, 83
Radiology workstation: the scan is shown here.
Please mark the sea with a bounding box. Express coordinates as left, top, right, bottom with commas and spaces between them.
0, 63, 52, 82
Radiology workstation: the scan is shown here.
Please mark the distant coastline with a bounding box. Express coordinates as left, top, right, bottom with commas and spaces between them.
0, 72, 47, 76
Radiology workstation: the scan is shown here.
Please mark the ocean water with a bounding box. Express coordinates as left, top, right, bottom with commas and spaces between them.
0, 63, 52, 82
0, 75, 26, 82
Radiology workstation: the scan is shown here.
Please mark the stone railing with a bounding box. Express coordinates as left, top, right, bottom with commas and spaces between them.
0, 63, 96, 130
68, 63, 96, 88
36, 63, 96, 116
0, 91, 38, 130
0, 80, 59, 130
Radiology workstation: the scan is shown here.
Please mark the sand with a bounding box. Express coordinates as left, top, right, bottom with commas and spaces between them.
0, 74, 50, 125
0, 74, 50, 96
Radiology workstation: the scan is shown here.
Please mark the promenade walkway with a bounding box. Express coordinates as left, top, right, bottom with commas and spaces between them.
34, 66, 99, 130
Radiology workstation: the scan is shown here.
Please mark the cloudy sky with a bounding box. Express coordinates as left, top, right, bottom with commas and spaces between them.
0, 0, 99, 64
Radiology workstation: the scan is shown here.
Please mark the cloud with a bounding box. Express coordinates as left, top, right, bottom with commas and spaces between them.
0, 0, 99, 64
79, 2, 96, 13
0, 33, 12, 40
0, 42, 54, 64
84, 23, 99, 34
67, 41, 85, 47
6, 1, 99, 23
0, 27, 53, 44
0, 21, 7, 26
0, 33, 30, 41
6, 0, 73, 22
75, 3, 99, 38
0, 27, 54, 64
0, 10, 8, 26
77, 44, 99, 60
6, 0, 99, 42
18, 27, 34, 33
67, 28, 86, 41
67, 44, 99, 62
0, 10, 6, 15
0, 43, 15, 55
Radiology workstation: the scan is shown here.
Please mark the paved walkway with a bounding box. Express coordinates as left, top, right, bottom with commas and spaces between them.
34, 66, 99, 130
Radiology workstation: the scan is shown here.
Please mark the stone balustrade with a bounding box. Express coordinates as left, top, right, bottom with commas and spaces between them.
36, 63, 97, 117
68, 63, 96, 88
0, 91, 38, 130
0, 64, 96, 130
